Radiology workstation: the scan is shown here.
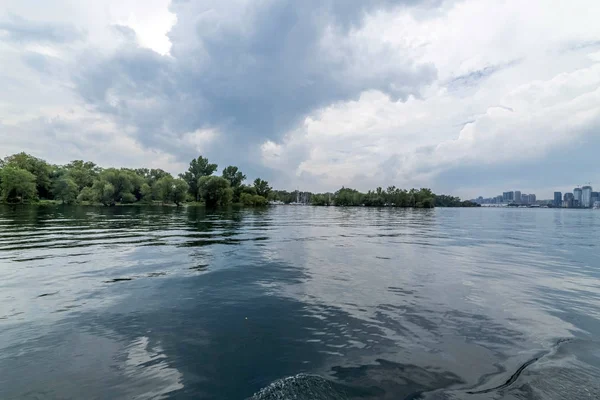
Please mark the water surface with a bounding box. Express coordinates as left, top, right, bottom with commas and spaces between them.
1, 205, 599, 399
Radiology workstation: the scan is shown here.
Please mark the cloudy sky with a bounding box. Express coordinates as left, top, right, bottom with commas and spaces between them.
1, 0, 599, 199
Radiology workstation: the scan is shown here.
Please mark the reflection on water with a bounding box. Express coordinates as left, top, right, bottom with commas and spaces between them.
0, 205, 599, 399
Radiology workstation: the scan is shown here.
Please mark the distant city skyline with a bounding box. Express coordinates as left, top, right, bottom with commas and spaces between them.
471, 185, 599, 208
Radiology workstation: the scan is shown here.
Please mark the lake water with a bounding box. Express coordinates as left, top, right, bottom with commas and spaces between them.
1, 205, 599, 399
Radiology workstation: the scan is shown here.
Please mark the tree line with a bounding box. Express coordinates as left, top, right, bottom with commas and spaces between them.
0, 152, 477, 208
270, 188, 478, 208
0, 152, 272, 207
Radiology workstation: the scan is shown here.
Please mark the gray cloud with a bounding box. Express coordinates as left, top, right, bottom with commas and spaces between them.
432, 123, 600, 199
70, 0, 441, 165
446, 59, 521, 91
0, 13, 83, 43
3, 0, 598, 197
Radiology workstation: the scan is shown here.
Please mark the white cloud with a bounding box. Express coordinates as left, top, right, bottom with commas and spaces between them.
106, 0, 176, 55
180, 128, 219, 152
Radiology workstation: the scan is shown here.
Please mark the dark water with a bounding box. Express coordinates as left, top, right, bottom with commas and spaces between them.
1, 205, 600, 400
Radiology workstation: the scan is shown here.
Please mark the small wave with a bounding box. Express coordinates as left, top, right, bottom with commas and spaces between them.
466, 338, 573, 395
249, 374, 347, 400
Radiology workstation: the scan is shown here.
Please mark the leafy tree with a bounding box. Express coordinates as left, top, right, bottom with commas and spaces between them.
53, 177, 79, 204
172, 179, 189, 206
2, 153, 52, 199
311, 193, 332, 206
198, 176, 233, 207
89, 168, 142, 205
64, 160, 100, 191
0, 166, 37, 203
253, 178, 272, 198
222, 166, 246, 202
240, 185, 257, 196
91, 180, 116, 206
121, 193, 137, 204
180, 156, 217, 200
135, 168, 172, 186
435, 194, 458, 207
150, 176, 187, 206
240, 193, 268, 206
140, 183, 153, 203
77, 187, 95, 203
333, 187, 363, 206
222, 166, 246, 188
153, 177, 173, 204
434, 195, 478, 207
240, 192, 254, 205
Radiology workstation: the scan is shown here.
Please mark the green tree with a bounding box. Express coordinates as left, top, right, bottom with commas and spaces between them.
240, 192, 254, 206
172, 179, 189, 206
0, 166, 37, 203
240, 184, 257, 196
253, 178, 272, 198
311, 193, 332, 206
222, 166, 246, 187
91, 180, 116, 206
135, 168, 172, 186
240, 193, 268, 206
140, 183, 153, 203
333, 187, 363, 206
153, 176, 173, 204
421, 197, 435, 208
77, 187, 95, 203
180, 156, 218, 201
198, 176, 233, 207
64, 160, 100, 191
2, 153, 52, 199
121, 193, 137, 204
222, 166, 246, 202
89, 169, 141, 205
53, 177, 79, 204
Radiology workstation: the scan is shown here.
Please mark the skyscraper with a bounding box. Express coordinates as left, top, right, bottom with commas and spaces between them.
514, 191, 522, 204
529, 194, 536, 204
503, 191, 514, 203
574, 188, 583, 207
564, 193, 574, 208
582, 186, 593, 208
554, 192, 562, 207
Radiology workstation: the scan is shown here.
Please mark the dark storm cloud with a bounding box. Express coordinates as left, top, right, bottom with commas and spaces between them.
0, 14, 83, 43
71, 0, 442, 164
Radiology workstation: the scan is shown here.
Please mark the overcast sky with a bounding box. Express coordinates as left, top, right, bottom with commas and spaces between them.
1, 0, 599, 199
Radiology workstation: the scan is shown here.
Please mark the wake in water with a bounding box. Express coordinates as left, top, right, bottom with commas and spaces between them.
249, 374, 347, 400
250, 338, 599, 400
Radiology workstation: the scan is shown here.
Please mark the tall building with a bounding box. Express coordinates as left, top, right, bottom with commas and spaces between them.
554, 192, 562, 207
564, 193, 574, 208
529, 194, 536, 204
592, 192, 599, 205
574, 188, 583, 207
503, 191, 514, 203
514, 191, 522, 204
522, 194, 530, 204
582, 186, 593, 208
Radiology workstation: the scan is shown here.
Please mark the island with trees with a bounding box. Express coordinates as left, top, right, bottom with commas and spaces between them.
0, 152, 478, 208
